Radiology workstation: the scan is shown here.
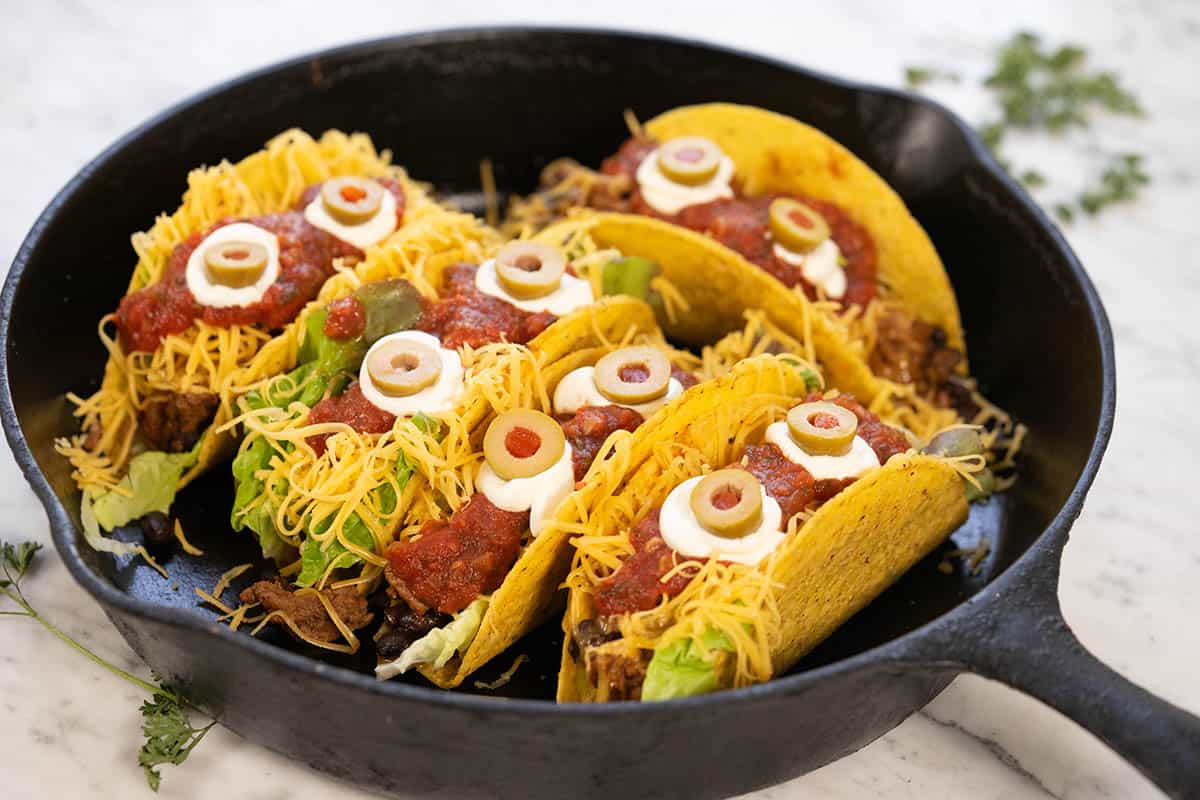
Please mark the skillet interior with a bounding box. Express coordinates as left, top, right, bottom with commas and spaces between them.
2, 26, 1107, 782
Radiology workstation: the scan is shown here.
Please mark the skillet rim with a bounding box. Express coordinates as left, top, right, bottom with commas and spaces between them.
0, 24, 1116, 714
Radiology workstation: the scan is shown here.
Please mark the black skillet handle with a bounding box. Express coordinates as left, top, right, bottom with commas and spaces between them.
928, 556, 1200, 800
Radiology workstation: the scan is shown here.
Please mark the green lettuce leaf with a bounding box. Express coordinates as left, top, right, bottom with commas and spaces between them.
90, 449, 199, 532
295, 512, 375, 587
641, 627, 734, 702
230, 436, 272, 529
602, 257, 658, 300
375, 597, 489, 680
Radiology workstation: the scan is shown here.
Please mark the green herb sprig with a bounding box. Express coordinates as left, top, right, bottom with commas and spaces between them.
1, 539, 213, 791
905, 31, 1149, 221
904, 66, 961, 89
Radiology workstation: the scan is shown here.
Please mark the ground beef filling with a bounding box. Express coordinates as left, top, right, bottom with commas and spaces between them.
385, 494, 528, 615
115, 180, 404, 354
139, 391, 219, 453
868, 309, 965, 407
560, 405, 645, 481
589, 392, 909, 618
240, 578, 373, 644
418, 263, 557, 349
305, 382, 396, 456
598, 138, 877, 307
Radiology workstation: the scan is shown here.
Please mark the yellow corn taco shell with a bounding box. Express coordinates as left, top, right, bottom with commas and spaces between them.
643, 102, 964, 353
557, 354, 968, 702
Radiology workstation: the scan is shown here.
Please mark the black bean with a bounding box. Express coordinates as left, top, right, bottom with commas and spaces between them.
140, 511, 174, 551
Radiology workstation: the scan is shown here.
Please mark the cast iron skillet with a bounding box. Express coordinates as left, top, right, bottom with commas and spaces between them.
3, 27, 1198, 800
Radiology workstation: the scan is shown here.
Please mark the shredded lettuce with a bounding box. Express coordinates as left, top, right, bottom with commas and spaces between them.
296, 512, 375, 587
79, 492, 141, 557
89, 449, 198, 532
375, 597, 489, 680
641, 627, 734, 702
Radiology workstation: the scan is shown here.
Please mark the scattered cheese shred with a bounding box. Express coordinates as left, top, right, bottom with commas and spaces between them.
172, 519, 205, 557
473, 654, 531, 690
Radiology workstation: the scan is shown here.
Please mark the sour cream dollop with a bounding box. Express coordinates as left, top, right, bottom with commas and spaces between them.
658, 474, 784, 565
359, 331, 465, 416
474, 258, 595, 316
636, 148, 736, 215
304, 188, 398, 249
772, 238, 847, 300
765, 420, 880, 480
476, 443, 574, 537
185, 222, 280, 308
551, 366, 684, 417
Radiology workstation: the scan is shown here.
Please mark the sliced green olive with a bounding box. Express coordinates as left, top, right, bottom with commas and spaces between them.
593, 346, 672, 405
494, 241, 567, 299
922, 427, 985, 458
321, 176, 385, 225
366, 338, 442, 397
657, 136, 723, 186
483, 408, 565, 480
769, 198, 831, 253
203, 241, 269, 288
689, 469, 763, 539
786, 401, 858, 456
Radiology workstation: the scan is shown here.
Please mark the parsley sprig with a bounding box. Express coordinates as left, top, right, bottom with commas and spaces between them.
905, 31, 1149, 221
1, 539, 213, 791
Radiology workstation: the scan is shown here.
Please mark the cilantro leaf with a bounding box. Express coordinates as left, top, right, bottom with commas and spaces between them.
2, 538, 212, 790
138, 687, 215, 792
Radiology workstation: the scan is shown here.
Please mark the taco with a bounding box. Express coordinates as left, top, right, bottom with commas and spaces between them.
508, 103, 991, 439
55, 128, 491, 554
557, 353, 987, 702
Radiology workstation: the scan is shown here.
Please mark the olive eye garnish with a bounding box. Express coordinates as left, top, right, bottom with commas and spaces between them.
768, 198, 831, 253
593, 346, 672, 405
657, 136, 723, 186
483, 409, 566, 481
366, 338, 442, 397
321, 176, 385, 225
494, 241, 568, 300
689, 469, 764, 539
203, 241, 269, 288
786, 401, 858, 456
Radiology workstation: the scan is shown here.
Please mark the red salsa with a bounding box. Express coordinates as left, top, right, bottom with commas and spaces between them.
323, 295, 367, 340
599, 137, 877, 307
560, 404, 645, 482
115, 180, 406, 354
592, 512, 696, 618
418, 263, 557, 349
305, 382, 396, 455
385, 494, 528, 614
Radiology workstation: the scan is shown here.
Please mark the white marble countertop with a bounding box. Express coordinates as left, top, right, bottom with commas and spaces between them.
2, 1, 1198, 797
